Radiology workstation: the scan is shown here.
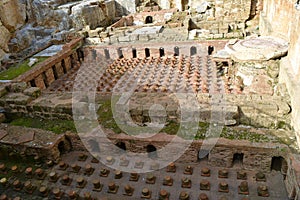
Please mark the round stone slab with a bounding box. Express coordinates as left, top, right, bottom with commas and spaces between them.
225, 36, 288, 61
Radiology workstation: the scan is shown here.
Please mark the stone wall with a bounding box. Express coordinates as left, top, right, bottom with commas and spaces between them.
87, 40, 228, 59
1, 91, 291, 131
188, 0, 262, 39
0, 90, 74, 121
0, 0, 116, 64
260, 0, 300, 148
70, 132, 289, 173
230, 60, 280, 95
111, 92, 290, 129
226, 94, 291, 129
0, 124, 70, 162
70, 131, 299, 198
0, 85, 291, 132
285, 154, 300, 199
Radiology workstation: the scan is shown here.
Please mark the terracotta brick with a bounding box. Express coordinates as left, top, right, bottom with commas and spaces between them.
64, 57, 72, 71
34, 74, 46, 90
55, 62, 64, 77
45, 68, 55, 85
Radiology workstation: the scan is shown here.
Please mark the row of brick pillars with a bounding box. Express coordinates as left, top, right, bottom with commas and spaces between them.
29, 50, 83, 90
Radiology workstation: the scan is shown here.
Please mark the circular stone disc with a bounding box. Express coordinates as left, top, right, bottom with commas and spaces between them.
225, 36, 288, 61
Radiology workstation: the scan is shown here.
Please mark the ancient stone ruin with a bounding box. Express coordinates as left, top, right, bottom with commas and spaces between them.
0, 0, 299, 199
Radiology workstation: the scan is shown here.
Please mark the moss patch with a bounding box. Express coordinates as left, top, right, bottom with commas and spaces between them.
97, 100, 122, 134
9, 117, 76, 134
97, 99, 182, 135
0, 57, 48, 80
220, 127, 272, 142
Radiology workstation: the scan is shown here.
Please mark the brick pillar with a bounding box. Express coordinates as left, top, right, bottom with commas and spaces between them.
72, 52, 79, 62
45, 68, 55, 85
122, 47, 132, 59
151, 49, 159, 57
64, 57, 72, 71
34, 74, 46, 90
137, 48, 146, 58
55, 62, 64, 78
71, 52, 80, 68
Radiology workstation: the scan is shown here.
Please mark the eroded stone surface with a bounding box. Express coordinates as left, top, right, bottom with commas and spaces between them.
225, 36, 289, 61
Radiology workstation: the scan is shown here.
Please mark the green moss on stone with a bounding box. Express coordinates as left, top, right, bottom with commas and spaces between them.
9, 117, 76, 134
0, 57, 48, 80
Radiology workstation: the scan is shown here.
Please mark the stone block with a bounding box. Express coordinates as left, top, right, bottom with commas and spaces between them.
211, 28, 219, 34
148, 34, 158, 40
277, 101, 291, 116
23, 87, 41, 99
168, 22, 181, 28
226, 32, 234, 38
0, 0, 26, 32
237, 23, 245, 29
143, 7, 151, 12
138, 34, 149, 41
4, 93, 31, 105
121, 48, 132, 58
0, 86, 7, 98
152, 5, 159, 11
88, 29, 100, 38
99, 32, 108, 38
233, 32, 242, 38
0, 25, 11, 51
213, 34, 223, 39
109, 36, 119, 44
0, 113, 5, 123
118, 36, 130, 42
9, 82, 27, 93
129, 34, 138, 41
219, 28, 228, 34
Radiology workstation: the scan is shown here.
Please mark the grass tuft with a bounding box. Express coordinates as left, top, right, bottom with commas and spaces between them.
0, 57, 48, 80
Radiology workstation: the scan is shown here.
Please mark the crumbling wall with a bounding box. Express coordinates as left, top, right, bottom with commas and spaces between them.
0, 0, 116, 65
260, 1, 300, 198
188, 0, 262, 39
70, 131, 290, 172
0, 125, 68, 161
260, 0, 300, 150
285, 154, 300, 200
